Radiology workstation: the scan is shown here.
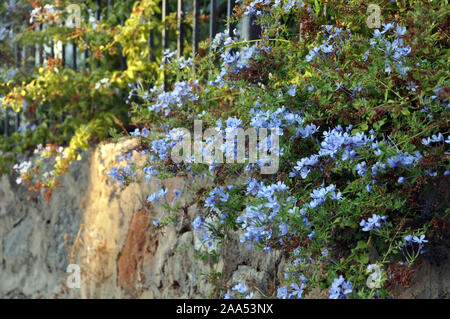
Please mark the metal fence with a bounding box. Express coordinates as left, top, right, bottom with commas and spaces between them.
1, 0, 260, 137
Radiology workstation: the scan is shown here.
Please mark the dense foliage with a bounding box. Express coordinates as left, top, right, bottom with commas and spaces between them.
2, 0, 450, 298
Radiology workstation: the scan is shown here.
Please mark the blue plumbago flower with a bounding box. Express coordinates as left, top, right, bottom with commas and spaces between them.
288, 283, 304, 299
239, 204, 272, 245
279, 223, 289, 237
107, 166, 124, 185
224, 292, 235, 299
117, 152, 133, 163
362, 50, 370, 61
352, 82, 363, 97
308, 184, 342, 209
211, 31, 227, 50
219, 45, 259, 79
402, 234, 427, 259
146, 188, 168, 203
398, 176, 405, 184
396, 24, 407, 36
317, 125, 371, 159
290, 154, 319, 178
244, 177, 262, 195
329, 275, 353, 299
177, 56, 193, 69
283, 0, 300, 12
277, 286, 288, 299
141, 127, 151, 137
403, 235, 413, 243
205, 186, 230, 212
366, 184, 373, 193
173, 189, 180, 196
370, 23, 411, 76
143, 166, 158, 183
287, 84, 297, 96
107, 164, 136, 186
130, 128, 140, 137
371, 161, 386, 177
148, 81, 199, 116
232, 282, 248, 294
152, 220, 160, 227
192, 216, 205, 232
356, 161, 367, 176
151, 139, 172, 160
406, 81, 418, 92
295, 123, 319, 139
360, 214, 387, 232
382, 23, 395, 34
426, 170, 437, 177
413, 234, 428, 245
161, 49, 177, 63
249, 105, 301, 130
387, 152, 421, 168
308, 231, 315, 240
225, 116, 243, 129
306, 26, 350, 63
245, 292, 254, 299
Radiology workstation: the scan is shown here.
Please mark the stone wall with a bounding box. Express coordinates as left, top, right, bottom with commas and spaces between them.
0, 138, 448, 298
0, 138, 286, 298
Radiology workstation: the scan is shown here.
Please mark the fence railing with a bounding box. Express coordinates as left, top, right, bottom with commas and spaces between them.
1, 0, 260, 138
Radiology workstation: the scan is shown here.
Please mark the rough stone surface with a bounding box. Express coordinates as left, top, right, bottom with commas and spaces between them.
0, 138, 448, 298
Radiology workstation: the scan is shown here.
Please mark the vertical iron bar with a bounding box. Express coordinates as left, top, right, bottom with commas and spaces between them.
162, 0, 169, 50
50, 38, 55, 58
107, 0, 112, 18
96, 0, 101, 69
177, 0, 185, 59
30, 44, 36, 68
39, 24, 44, 65
15, 112, 20, 132
84, 49, 89, 69
120, 0, 127, 71
148, 29, 155, 61
242, 13, 260, 41
210, 0, 217, 43
62, 24, 66, 67
192, 0, 199, 57
73, 42, 77, 70
96, 0, 102, 20
227, 0, 235, 37
4, 109, 9, 137
162, 0, 169, 90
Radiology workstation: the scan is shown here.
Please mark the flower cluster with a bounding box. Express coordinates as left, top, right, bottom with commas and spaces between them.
369, 23, 411, 76
306, 25, 351, 63
107, 164, 136, 187
224, 282, 254, 299
204, 186, 230, 213
148, 81, 199, 116
146, 188, 167, 203
276, 282, 305, 299
329, 275, 353, 299
360, 214, 387, 232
